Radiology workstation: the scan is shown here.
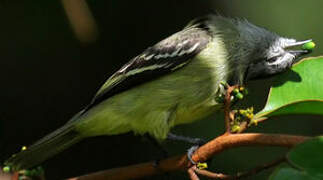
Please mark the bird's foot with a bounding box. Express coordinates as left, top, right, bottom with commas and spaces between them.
187, 145, 209, 170
187, 145, 199, 165
167, 133, 210, 167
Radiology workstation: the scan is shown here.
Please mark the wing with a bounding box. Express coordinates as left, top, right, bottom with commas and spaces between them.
87, 27, 211, 109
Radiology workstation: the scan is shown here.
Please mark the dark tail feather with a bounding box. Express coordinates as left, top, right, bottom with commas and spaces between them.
4, 122, 82, 171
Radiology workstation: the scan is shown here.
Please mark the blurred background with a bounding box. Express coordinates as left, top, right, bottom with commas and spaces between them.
0, 0, 322, 179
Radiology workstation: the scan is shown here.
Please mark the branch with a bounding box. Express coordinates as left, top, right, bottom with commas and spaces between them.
187, 166, 200, 180
235, 116, 267, 133
67, 133, 309, 180
195, 157, 285, 179
224, 85, 238, 134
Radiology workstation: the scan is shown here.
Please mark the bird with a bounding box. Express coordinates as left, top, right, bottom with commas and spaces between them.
4, 14, 312, 171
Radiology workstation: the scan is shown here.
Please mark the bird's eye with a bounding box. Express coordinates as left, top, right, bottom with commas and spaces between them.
267, 56, 279, 63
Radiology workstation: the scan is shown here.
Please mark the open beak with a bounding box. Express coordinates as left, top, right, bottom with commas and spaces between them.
285, 39, 313, 57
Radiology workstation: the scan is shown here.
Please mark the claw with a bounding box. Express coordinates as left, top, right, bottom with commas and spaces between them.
187, 145, 199, 165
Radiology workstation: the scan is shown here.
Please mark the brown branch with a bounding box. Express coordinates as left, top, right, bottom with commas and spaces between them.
189, 133, 307, 164
67, 133, 309, 180
195, 157, 285, 179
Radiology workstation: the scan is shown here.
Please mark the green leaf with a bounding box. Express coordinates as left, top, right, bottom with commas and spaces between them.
287, 136, 323, 178
269, 165, 319, 180
254, 56, 323, 119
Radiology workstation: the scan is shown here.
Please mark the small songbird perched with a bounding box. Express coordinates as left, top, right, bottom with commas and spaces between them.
4, 15, 312, 171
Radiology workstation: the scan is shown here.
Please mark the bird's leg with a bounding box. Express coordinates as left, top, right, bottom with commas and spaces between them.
167, 133, 206, 165
167, 133, 205, 145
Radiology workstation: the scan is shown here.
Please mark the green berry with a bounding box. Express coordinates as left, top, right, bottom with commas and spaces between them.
2, 166, 10, 173
302, 41, 315, 50
235, 92, 244, 100
232, 88, 239, 95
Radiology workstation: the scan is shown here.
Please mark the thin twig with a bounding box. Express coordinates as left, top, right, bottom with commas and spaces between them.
187, 166, 200, 180
238, 117, 268, 133
224, 85, 239, 134
195, 157, 285, 179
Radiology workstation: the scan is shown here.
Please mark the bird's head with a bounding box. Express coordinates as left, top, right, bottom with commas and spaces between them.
225, 18, 314, 83
244, 37, 313, 81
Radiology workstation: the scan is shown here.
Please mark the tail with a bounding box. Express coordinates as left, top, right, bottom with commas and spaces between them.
4, 120, 83, 171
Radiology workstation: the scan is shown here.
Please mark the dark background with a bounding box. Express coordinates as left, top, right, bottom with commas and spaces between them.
0, 1, 322, 179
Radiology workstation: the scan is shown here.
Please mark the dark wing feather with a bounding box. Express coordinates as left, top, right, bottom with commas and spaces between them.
87, 27, 211, 109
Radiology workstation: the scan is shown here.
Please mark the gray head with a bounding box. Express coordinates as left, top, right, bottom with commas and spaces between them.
198, 15, 311, 84
189, 15, 312, 84
231, 18, 312, 82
